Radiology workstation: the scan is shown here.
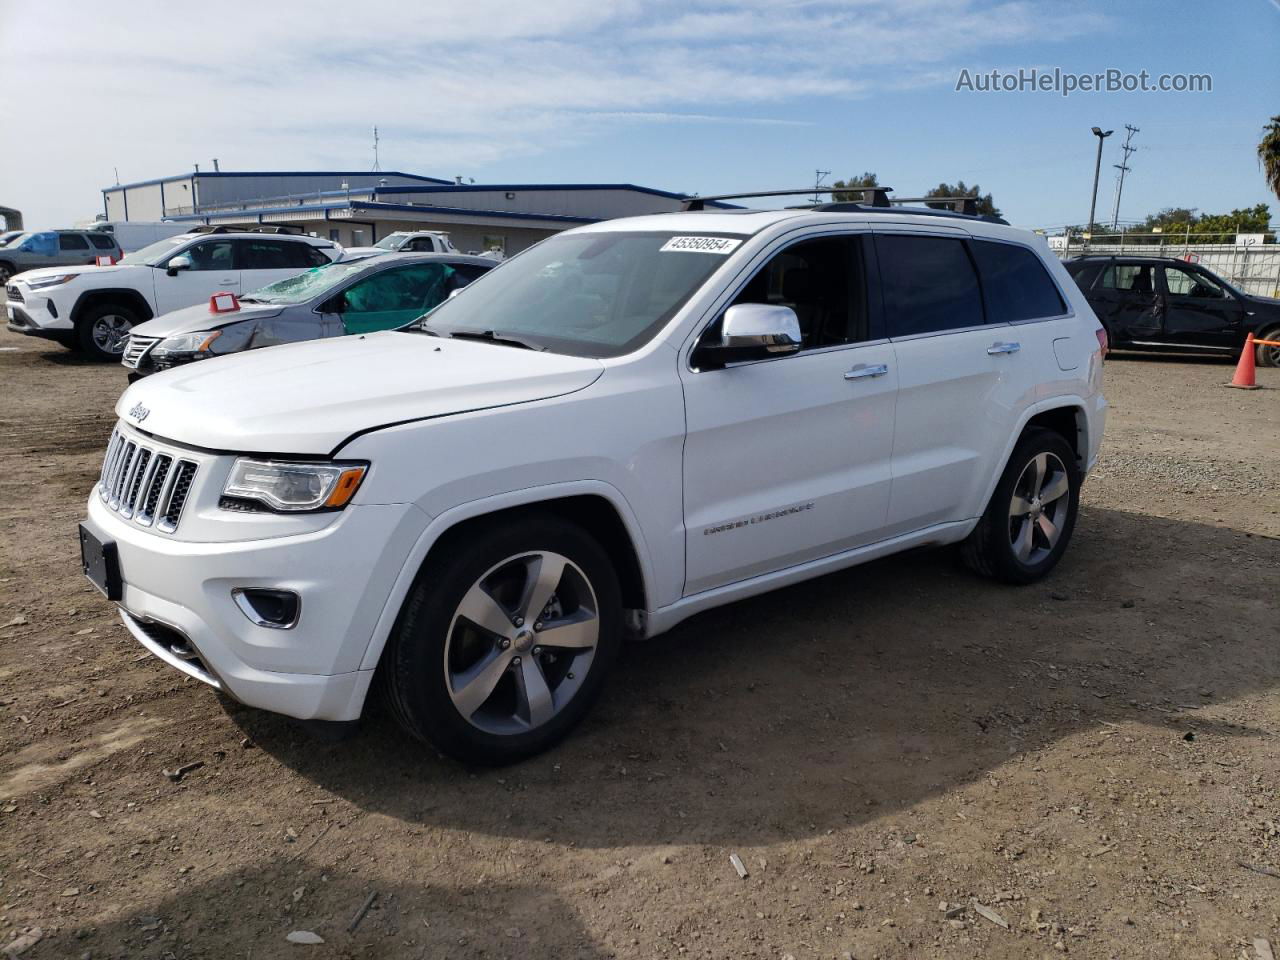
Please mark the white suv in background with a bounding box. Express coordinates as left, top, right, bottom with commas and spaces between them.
80, 197, 1106, 763
6, 231, 341, 359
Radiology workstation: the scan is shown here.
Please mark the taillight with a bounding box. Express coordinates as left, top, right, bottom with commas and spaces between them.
1094, 326, 1108, 359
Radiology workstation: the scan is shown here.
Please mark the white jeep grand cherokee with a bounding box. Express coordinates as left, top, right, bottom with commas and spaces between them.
80, 201, 1107, 763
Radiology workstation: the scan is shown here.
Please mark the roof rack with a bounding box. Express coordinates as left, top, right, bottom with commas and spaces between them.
681, 187, 1007, 224
187, 224, 304, 235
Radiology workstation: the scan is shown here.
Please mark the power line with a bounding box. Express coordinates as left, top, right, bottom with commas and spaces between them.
1109, 124, 1139, 230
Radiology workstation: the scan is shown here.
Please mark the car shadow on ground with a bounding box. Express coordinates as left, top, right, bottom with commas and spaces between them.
231, 505, 1278, 851
1106, 349, 1234, 366
57, 866, 610, 959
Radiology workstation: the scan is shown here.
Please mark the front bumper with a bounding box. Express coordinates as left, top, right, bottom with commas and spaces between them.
84, 492, 429, 722
5, 289, 73, 335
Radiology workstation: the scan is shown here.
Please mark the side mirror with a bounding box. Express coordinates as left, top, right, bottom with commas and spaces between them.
166, 254, 193, 277
695, 303, 802, 368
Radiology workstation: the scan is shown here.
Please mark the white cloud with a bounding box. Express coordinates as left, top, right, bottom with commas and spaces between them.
0, 0, 1106, 225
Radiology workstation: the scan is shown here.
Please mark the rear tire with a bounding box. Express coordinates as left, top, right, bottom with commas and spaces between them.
76, 302, 139, 361
961, 427, 1081, 584
384, 515, 622, 765
1256, 327, 1280, 368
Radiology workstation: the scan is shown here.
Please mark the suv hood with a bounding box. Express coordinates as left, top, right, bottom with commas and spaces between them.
116, 331, 605, 454
15, 264, 135, 282
130, 301, 285, 338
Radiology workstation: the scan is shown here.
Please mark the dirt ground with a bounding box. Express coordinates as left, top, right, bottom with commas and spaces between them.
0, 315, 1277, 960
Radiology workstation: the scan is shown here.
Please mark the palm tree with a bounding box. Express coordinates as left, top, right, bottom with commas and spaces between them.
1259, 115, 1280, 202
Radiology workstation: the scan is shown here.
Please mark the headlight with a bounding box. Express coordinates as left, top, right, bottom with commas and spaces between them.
152, 329, 221, 357
25, 274, 76, 290
222, 459, 368, 512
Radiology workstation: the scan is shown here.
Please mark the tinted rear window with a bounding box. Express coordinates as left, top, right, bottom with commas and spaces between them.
88, 233, 117, 250
58, 233, 90, 250
971, 240, 1066, 323
875, 234, 984, 337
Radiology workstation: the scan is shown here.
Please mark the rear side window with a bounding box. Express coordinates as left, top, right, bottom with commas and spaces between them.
237, 239, 320, 270
88, 233, 117, 250
971, 240, 1066, 323
58, 233, 90, 251
875, 234, 983, 337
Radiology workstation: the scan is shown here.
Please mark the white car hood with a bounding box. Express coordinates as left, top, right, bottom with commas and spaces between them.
16, 264, 136, 282
116, 330, 605, 454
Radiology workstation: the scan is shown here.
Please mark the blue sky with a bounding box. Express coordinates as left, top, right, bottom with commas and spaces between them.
2, 0, 1276, 230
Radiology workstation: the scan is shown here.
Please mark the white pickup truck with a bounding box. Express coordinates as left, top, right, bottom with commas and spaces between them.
6, 231, 341, 359
80, 198, 1106, 763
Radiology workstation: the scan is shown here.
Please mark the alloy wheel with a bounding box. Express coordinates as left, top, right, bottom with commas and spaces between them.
444, 551, 599, 736
1008, 451, 1071, 564
92, 314, 132, 355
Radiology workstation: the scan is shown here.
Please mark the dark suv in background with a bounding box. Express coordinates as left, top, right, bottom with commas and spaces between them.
1065, 255, 1280, 367
0, 230, 123, 282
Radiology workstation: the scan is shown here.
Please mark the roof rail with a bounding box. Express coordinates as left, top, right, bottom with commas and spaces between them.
681, 187, 1007, 224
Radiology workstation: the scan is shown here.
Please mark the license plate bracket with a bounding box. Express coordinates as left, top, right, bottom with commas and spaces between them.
79, 523, 122, 601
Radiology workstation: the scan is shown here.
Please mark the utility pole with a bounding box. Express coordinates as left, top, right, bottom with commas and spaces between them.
372, 126, 381, 172
1109, 124, 1139, 230
1087, 126, 1113, 247
812, 169, 830, 204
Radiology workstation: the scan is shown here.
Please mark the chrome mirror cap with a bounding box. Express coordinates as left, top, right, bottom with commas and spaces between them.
720, 303, 801, 354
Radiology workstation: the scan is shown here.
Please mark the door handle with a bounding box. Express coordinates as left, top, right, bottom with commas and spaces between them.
987, 341, 1021, 355
844, 363, 889, 380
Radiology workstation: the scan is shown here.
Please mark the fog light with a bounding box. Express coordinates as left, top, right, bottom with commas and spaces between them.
232, 588, 300, 629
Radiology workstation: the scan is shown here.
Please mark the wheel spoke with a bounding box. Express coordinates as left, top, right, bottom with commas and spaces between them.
456, 583, 514, 639
1036, 513, 1059, 546
519, 553, 566, 624
450, 648, 513, 719
537, 613, 597, 650
1014, 516, 1035, 561
1031, 453, 1048, 493
515, 656, 555, 728
1040, 471, 1069, 504
1009, 495, 1035, 517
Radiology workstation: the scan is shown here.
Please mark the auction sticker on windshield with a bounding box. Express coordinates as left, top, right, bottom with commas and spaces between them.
660, 236, 742, 254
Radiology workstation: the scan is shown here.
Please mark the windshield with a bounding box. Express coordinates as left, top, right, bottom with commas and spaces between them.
240, 260, 374, 305
0, 232, 26, 248
417, 231, 742, 358
119, 235, 195, 266
374, 233, 410, 251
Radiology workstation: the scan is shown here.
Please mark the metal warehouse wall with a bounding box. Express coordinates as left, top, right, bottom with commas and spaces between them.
193, 174, 434, 211
375, 187, 686, 220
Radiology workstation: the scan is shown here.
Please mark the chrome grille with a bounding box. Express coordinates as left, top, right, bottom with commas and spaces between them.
122, 335, 160, 369
98, 429, 198, 533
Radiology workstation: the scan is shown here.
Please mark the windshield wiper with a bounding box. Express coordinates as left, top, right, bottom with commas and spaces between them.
446, 330, 543, 351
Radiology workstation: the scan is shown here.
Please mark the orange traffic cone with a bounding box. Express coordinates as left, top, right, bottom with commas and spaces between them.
1227, 333, 1259, 389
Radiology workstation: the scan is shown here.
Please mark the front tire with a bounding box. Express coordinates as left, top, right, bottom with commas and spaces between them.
384, 515, 622, 764
76, 302, 139, 361
961, 428, 1081, 584
0, 262, 13, 284
1256, 327, 1280, 368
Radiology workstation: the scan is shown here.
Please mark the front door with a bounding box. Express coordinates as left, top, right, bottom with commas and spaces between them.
338, 262, 455, 335
153, 238, 240, 315
1159, 263, 1244, 350
680, 232, 897, 595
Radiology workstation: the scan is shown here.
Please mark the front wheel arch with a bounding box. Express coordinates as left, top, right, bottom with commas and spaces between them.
1255, 324, 1280, 368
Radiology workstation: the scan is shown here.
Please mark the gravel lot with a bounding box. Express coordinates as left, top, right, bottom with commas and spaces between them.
0, 316, 1277, 960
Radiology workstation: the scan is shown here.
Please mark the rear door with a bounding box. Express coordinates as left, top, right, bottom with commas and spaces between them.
1159, 263, 1244, 350
680, 230, 898, 594
1088, 260, 1161, 344
236, 239, 329, 292
153, 238, 239, 314
56, 231, 95, 267
873, 228, 1027, 536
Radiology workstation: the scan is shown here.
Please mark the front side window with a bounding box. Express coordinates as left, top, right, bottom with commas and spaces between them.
1163, 265, 1226, 299
418, 231, 742, 358
341, 263, 453, 334
58, 233, 90, 251
971, 239, 1066, 323
1098, 263, 1154, 294
711, 235, 870, 349
876, 233, 984, 337
182, 239, 234, 271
